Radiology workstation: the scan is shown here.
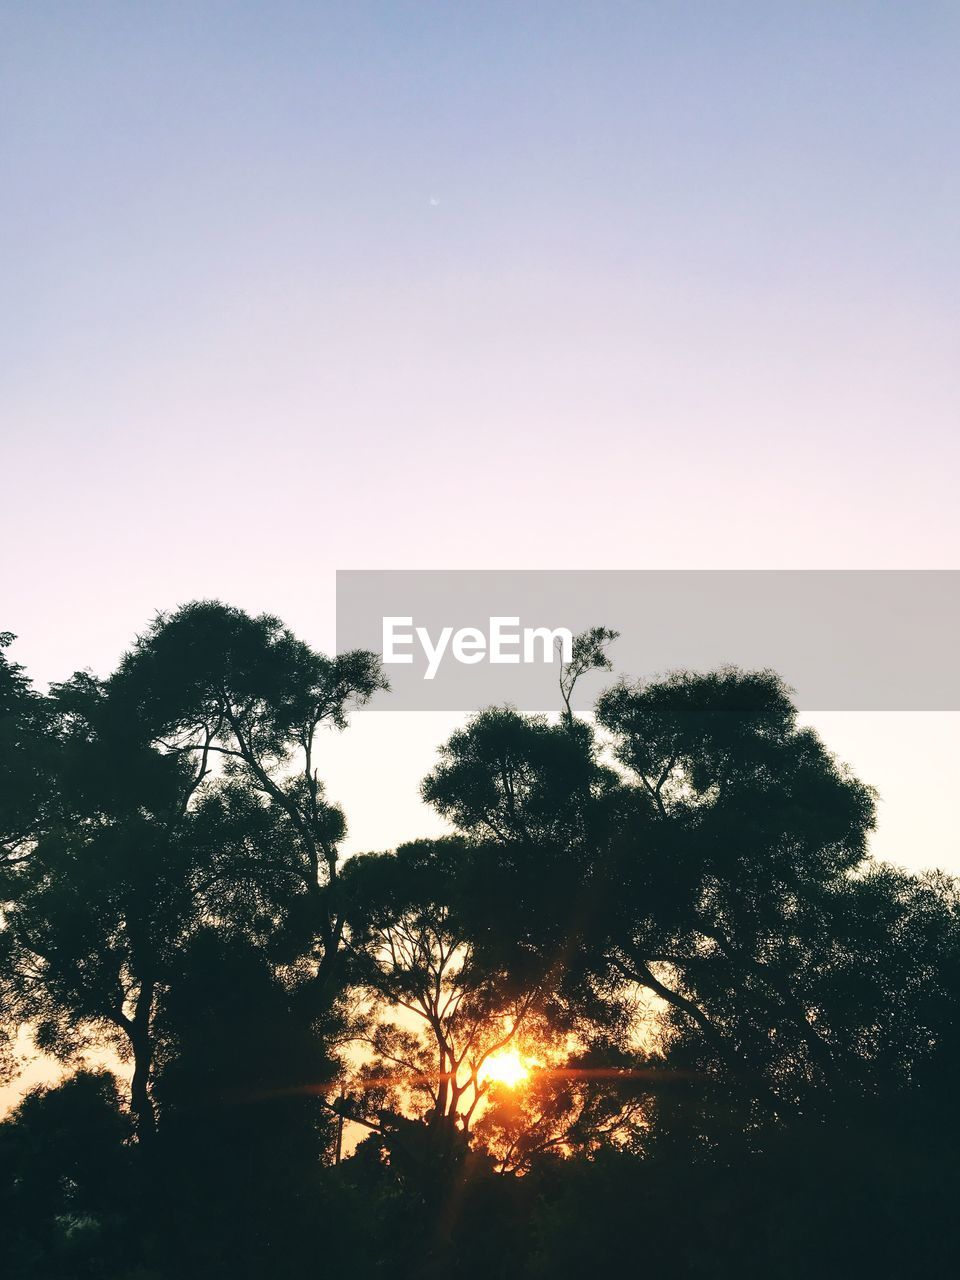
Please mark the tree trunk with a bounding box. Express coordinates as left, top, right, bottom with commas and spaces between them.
129, 978, 157, 1145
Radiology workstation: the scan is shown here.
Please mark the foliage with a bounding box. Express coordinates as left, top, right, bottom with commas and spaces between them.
2, 611, 959, 1278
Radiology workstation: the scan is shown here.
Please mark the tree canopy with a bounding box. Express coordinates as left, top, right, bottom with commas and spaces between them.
1, 606, 958, 1279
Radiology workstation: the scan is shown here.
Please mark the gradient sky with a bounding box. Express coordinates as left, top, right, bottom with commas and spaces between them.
2, 3, 959, 873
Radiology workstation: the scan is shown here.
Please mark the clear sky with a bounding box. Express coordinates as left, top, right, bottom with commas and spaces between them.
2, 3, 959, 871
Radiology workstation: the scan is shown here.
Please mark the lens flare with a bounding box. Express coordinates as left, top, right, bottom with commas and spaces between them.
478, 1049, 530, 1088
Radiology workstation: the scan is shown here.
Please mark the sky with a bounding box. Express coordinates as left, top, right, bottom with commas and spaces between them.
2, 1, 959, 879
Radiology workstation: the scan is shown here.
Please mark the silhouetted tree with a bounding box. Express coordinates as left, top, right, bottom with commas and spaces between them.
112, 601, 385, 1000
593, 669, 952, 1114
473, 1041, 654, 1173
0, 1070, 134, 1279
341, 839, 554, 1144
2, 670, 216, 1142
4, 608, 960, 1279
2, 603, 383, 1148
148, 930, 342, 1279
0, 632, 54, 873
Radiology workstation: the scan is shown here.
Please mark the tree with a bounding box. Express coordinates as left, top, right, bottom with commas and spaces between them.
340, 839, 553, 1151
5, 608, 960, 1279
0, 632, 49, 1080
473, 1041, 654, 1174
2, 602, 383, 1146
0, 1070, 134, 1279
418, 664, 959, 1129
420, 706, 624, 991
148, 929, 342, 1280
558, 625, 619, 727
111, 601, 386, 1000
0, 632, 55, 872
2, 669, 216, 1142
594, 668, 896, 1111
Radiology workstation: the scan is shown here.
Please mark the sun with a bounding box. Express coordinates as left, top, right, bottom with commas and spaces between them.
478, 1049, 530, 1089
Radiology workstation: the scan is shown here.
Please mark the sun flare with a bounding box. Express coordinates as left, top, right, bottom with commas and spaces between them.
478, 1049, 530, 1089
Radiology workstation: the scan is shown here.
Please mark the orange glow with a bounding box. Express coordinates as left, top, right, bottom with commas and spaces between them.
478, 1049, 530, 1089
